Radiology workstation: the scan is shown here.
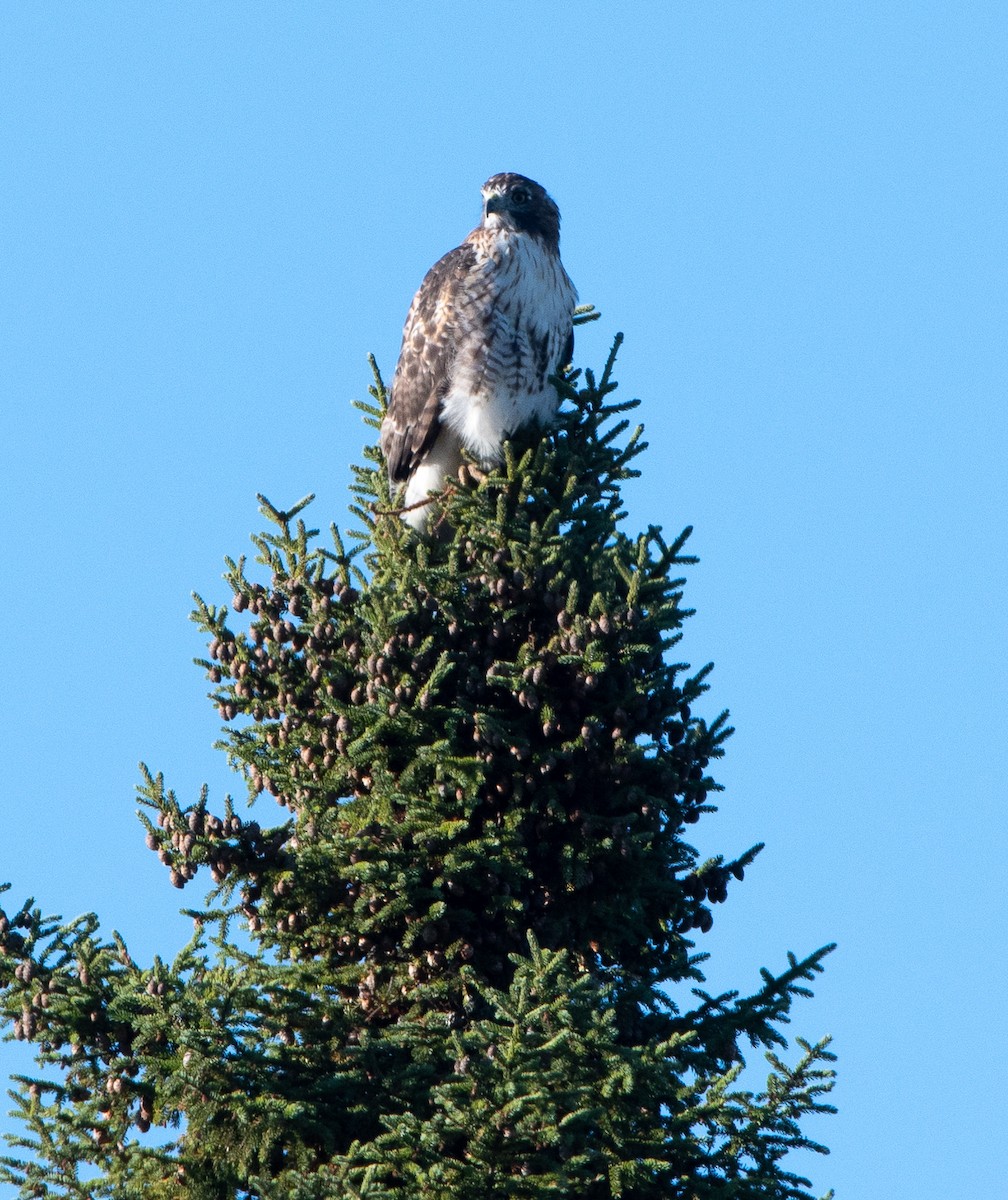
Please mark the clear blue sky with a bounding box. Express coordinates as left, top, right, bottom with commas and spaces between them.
2, 4, 1005, 1195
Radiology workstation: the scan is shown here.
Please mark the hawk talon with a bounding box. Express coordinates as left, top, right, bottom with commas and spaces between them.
457, 464, 487, 488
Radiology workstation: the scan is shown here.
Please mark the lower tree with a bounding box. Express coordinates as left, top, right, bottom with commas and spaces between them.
0, 329, 835, 1198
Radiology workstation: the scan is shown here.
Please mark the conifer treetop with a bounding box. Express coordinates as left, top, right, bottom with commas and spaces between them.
1, 328, 835, 1199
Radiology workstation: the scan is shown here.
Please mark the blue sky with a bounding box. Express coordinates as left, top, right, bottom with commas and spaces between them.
2, 4, 1006, 1195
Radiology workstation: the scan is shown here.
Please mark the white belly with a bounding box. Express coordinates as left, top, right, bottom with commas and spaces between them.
441, 378, 560, 463
441, 233, 577, 463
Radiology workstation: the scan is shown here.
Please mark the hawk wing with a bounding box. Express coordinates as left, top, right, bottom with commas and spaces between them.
381, 241, 480, 484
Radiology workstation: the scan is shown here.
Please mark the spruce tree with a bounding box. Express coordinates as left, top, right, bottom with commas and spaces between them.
0, 323, 835, 1198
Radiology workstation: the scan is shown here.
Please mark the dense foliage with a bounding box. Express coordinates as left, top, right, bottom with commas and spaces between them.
0, 328, 834, 1197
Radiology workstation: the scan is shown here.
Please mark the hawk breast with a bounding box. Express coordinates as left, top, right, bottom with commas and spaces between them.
439, 228, 577, 462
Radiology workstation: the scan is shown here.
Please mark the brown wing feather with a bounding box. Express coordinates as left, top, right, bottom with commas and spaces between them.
381, 242, 479, 483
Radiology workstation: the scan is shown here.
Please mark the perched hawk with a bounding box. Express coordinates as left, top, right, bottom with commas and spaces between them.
381, 172, 578, 529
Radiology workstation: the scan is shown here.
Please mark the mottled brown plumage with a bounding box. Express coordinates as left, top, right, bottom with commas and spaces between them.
381, 173, 577, 528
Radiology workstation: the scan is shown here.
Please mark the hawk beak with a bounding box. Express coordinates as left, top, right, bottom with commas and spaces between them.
484, 193, 505, 216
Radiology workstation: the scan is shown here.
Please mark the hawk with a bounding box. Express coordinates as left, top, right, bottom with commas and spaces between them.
381, 172, 578, 529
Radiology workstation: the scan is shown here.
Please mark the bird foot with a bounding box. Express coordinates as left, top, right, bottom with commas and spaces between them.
458, 464, 487, 488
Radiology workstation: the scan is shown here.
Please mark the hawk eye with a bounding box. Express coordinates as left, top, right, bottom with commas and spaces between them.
511, 187, 530, 206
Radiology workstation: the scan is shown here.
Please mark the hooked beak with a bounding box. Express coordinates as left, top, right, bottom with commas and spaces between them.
484, 192, 506, 217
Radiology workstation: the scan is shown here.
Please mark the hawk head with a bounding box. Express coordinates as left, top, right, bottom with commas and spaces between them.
481, 173, 562, 250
